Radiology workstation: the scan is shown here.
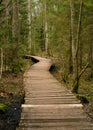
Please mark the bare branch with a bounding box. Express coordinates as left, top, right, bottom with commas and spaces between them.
78, 62, 89, 79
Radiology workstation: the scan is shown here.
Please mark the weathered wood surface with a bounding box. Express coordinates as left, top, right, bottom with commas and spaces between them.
16, 56, 93, 130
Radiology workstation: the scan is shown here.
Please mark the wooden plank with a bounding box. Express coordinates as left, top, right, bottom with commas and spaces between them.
16, 56, 93, 130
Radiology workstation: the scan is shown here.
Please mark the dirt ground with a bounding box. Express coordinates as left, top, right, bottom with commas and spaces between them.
0, 72, 25, 130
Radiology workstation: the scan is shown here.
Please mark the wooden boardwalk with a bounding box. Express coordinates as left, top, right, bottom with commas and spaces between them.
16, 56, 93, 130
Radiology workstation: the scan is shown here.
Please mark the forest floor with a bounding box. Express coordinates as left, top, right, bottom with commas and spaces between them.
0, 72, 25, 130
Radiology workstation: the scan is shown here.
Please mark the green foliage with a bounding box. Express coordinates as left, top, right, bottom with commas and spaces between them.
0, 0, 93, 103
62, 74, 68, 83
11, 57, 27, 74
0, 0, 29, 73
0, 103, 8, 113
11, 62, 21, 74
76, 94, 89, 104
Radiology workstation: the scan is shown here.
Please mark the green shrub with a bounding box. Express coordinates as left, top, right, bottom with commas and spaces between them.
76, 94, 89, 104
0, 103, 8, 113
62, 74, 68, 83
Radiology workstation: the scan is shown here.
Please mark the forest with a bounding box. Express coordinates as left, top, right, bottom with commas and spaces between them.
0, 0, 93, 129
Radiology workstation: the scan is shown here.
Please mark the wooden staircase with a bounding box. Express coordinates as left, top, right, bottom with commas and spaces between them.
16, 56, 93, 130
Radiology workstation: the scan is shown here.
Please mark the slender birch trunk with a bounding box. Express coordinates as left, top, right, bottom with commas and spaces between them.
72, 0, 83, 93
12, 0, 19, 72
79, 0, 83, 70
70, 0, 75, 74
44, 0, 48, 53
12, 0, 19, 58
76, 0, 83, 57
4, 0, 9, 71
0, 48, 3, 79
28, 0, 32, 52
79, 41, 82, 70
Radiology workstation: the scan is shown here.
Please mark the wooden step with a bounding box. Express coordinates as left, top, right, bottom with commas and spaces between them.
25, 98, 80, 104
16, 125, 93, 130
16, 56, 93, 130
19, 121, 93, 128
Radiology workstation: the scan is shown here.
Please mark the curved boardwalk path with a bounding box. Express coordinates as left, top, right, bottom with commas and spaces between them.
17, 56, 93, 130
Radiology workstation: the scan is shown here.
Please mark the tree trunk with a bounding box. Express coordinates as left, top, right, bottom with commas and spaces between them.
79, 41, 82, 70
89, 42, 93, 78
76, 0, 83, 58
70, 0, 75, 74
72, 0, 83, 93
44, 0, 48, 54
69, 28, 73, 73
12, 0, 19, 59
28, 0, 32, 53
12, 0, 19, 73
0, 48, 3, 79
4, 0, 9, 71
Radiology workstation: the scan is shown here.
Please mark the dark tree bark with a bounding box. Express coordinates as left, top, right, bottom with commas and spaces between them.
12, 0, 19, 72
70, 0, 75, 74
69, 28, 73, 73
12, 0, 19, 58
72, 0, 83, 93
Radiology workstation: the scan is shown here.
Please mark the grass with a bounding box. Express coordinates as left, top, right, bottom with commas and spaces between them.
78, 78, 93, 102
